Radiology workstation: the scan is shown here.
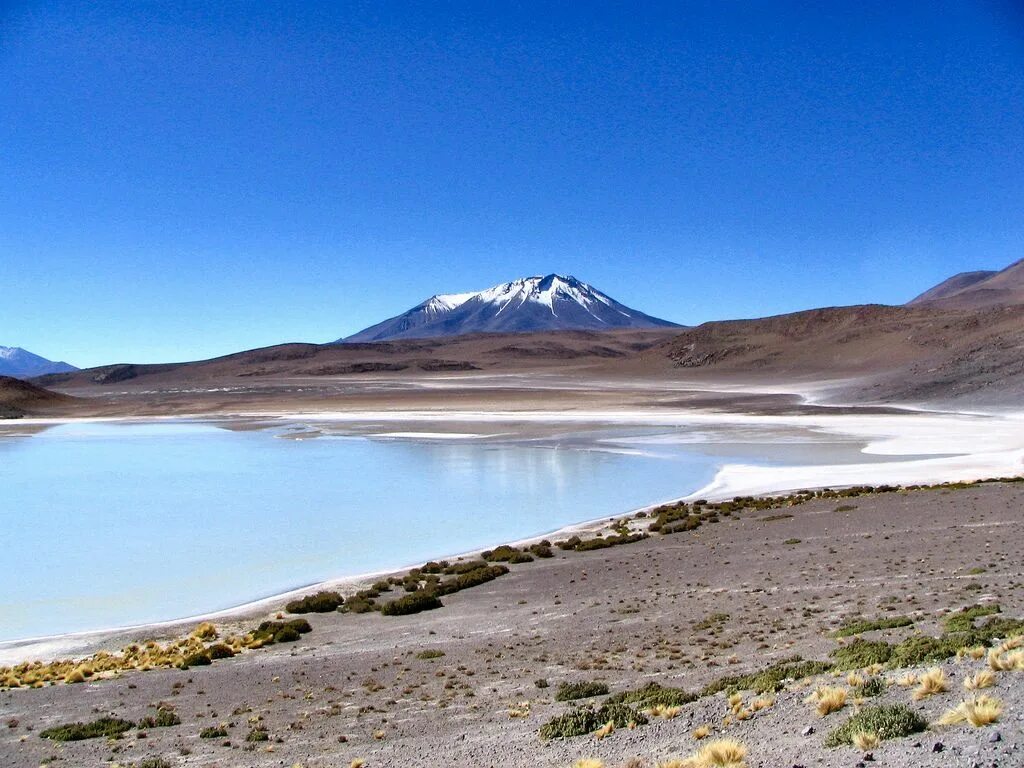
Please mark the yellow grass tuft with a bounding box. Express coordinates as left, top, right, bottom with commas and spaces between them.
693, 738, 748, 767
572, 760, 604, 768
63, 668, 86, 684
648, 704, 682, 719
191, 621, 218, 640
350, 761, 365, 768
806, 686, 848, 716
846, 673, 864, 687
693, 724, 712, 740
961, 646, 987, 660
594, 720, 614, 740
851, 731, 880, 751
894, 672, 918, 687
912, 667, 948, 700
750, 697, 774, 712
964, 670, 996, 690
938, 695, 1002, 728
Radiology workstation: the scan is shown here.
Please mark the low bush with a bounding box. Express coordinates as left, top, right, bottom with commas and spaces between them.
702, 658, 832, 695
829, 639, 893, 670
943, 605, 1000, 633
207, 643, 235, 660
481, 545, 532, 563
380, 592, 443, 616
40, 717, 135, 741
245, 727, 269, 742
606, 682, 698, 708
138, 708, 180, 729
434, 564, 509, 596
285, 590, 344, 614
538, 703, 647, 739
528, 542, 554, 558
555, 681, 609, 701
200, 725, 227, 738
825, 704, 927, 747
342, 596, 376, 613
833, 616, 913, 638
415, 650, 445, 660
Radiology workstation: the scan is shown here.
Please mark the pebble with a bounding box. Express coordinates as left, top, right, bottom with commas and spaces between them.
801, 725, 815, 736
933, 742, 945, 753
988, 731, 1001, 743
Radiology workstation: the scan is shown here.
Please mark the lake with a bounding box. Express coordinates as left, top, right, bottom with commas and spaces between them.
0, 417, 880, 642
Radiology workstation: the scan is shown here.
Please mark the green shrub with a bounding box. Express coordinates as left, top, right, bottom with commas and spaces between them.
285, 590, 343, 614
380, 592, 443, 616
555, 681, 609, 701
342, 596, 376, 613
481, 545, 530, 562
207, 643, 235, 660
829, 639, 893, 670
573, 533, 646, 551
833, 616, 913, 638
528, 542, 554, 558
40, 717, 135, 741
606, 682, 697, 708
887, 635, 962, 667
434, 564, 508, 595
245, 727, 269, 742
943, 604, 1000, 633
535, 678, 549, 689
855, 677, 886, 698
443, 559, 490, 574
182, 652, 211, 668
538, 703, 646, 740
273, 626, 301, 643
702, 658, 832, 695
138, 708, 180, 729
200, 725, 227, 738
825, 704, 927, 747
415, 650, 445, 660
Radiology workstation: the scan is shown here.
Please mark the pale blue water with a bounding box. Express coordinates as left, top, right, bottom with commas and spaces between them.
0, 419, 868, 642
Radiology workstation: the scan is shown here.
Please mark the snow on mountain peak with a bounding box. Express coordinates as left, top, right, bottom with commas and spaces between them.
341, 273, 679, 343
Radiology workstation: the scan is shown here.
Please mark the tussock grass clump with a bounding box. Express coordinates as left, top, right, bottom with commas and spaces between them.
572, 760, 604, 768
200, 725, 227, 738
693, 724, 712, 739
415, 649, 445, 660
937, 695, 1002, 727
190, 622, 218, 640
285, 590, 344, 614
539, 704, 647, 740
851, 731, 880, 750
912, 667, 948, 700
556, 681, 610, 701
833, 616, 913, 638
688, 738, 748, 767
828, 639, 892, 671
824, 704, 927, 747
806, 686, 848, 716
964, 669, 995, 690
40, 717, 135, 741
380, 591, 443, 616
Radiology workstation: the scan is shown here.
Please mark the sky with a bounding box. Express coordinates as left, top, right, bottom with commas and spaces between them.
2, 1, 1023, 367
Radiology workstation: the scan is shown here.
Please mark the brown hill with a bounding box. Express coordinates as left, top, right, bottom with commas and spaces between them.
909, 257, 1024, 309
0, 376, 75, 418
657, 303, 1024, 404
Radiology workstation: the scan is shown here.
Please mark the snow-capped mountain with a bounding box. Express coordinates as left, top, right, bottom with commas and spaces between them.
0, 346, 78, 379
341, 274, 681, 343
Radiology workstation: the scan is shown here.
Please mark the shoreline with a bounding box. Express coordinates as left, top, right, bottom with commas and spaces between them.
4, 402, 1023, 665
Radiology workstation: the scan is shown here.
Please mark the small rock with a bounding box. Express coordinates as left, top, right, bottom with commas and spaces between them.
801, 726, 815, 736
862, 753, 874, 762
933, 742, 945, 753
988, 731, 1001, 743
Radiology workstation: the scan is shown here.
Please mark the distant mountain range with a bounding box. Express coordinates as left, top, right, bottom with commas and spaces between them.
341, 274, 680, 343
908, 257, 1024, 308
0, 347, 78, 379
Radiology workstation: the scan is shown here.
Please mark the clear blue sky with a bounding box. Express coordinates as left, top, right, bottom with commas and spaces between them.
2, 1, 1022, 367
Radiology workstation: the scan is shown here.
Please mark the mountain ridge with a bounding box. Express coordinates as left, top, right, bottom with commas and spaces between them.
340, 274, 681, 343
0, 346, 78, 379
